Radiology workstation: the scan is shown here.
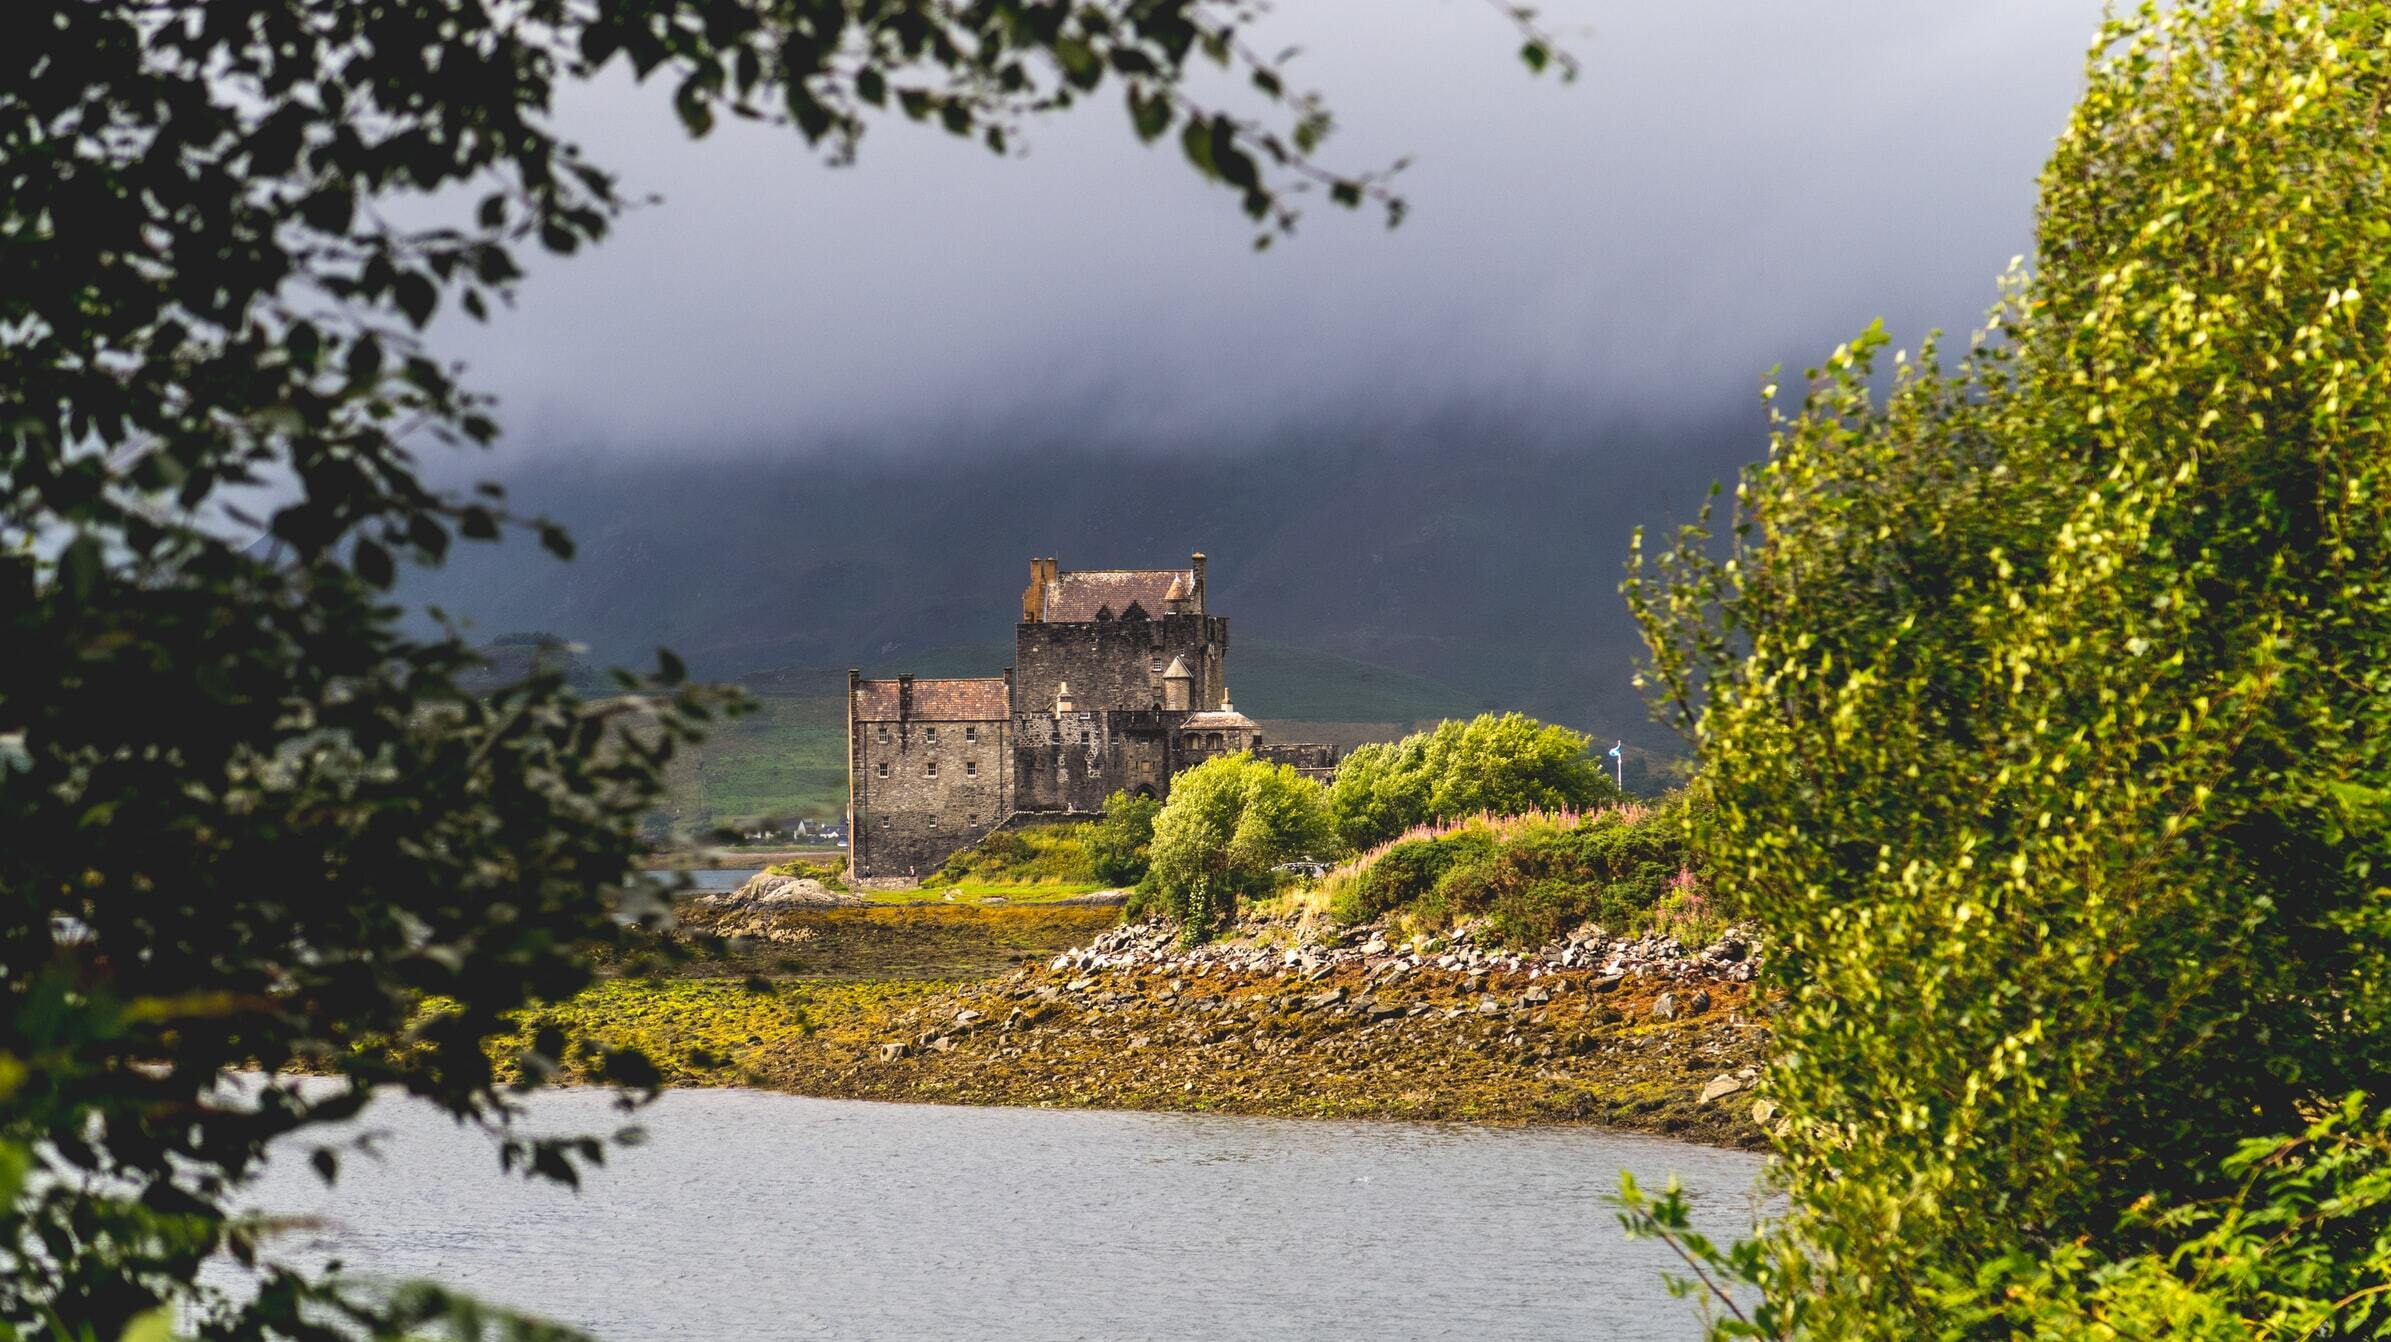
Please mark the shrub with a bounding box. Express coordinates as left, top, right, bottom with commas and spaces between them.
1321, 798, 1709, 946
1328, 712, 1621, 852
1146, 754, 1335, 940
1087, 790, 1161, 886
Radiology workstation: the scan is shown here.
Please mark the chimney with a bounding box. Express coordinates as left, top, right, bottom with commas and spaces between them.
897, 673, 914, 720
1190, 551, 1207, 614
1023, 556, 1051, 623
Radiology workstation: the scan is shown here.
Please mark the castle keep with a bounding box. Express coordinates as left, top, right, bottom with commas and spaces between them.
846, 553, 1337, 879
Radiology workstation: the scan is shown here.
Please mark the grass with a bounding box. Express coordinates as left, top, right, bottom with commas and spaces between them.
906, 823, 1113, 904
660, 692, 847, 831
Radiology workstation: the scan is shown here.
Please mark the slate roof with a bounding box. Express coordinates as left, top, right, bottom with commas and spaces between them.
1181, 710, 1257, 730
1043, 569, 1193, 622
852, 677, 1010, 721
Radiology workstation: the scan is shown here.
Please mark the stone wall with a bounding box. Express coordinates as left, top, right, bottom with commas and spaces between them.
1255, 742, 1339, 780
1011, 615, 1227, 719
1010, 709, 1175, 814
849, 677, 1011, 879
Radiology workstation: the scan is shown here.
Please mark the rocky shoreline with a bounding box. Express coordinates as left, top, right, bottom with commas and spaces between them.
744, 918, 1779, 1147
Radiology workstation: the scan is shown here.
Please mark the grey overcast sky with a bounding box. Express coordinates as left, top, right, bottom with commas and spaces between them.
441, 0, 2105, 463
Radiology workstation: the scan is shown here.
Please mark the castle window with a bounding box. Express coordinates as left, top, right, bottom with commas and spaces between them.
965, 760, 978, 777
925, 726, 938, 744
1150, 657, 1163, 674
876, 762, 889, 778
926, 761, 938, 779
964, 726, 978, 742
1089, 757, 1101, 775
928, 816, 938, 829
876, 725, 889, 744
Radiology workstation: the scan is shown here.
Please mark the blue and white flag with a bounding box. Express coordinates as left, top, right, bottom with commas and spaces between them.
1605, 743, 1622, 760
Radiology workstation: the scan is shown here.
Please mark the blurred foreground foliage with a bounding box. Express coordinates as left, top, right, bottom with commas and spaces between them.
1624, 2, 2391, 1335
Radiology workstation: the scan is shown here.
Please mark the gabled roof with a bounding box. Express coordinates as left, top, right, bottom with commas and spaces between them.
852, 677, 1009, 721
1181, 709, 1256, 730
1042, 569, 1193, 623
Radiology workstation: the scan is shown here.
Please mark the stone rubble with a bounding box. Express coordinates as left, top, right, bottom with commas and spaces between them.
1043, 918, 1762, 989
833, 914, 1776, 1145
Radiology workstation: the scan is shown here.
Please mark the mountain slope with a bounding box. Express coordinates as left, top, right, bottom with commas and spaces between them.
406, 431, 1740, 746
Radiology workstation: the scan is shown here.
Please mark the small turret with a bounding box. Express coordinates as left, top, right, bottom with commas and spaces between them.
1161, 657, 1193, 712
1163, 573, 1191, 615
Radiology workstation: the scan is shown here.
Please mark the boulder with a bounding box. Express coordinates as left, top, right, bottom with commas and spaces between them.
1699, 1074, 1746, 1104
704, 872, 867, 909
1651, 992, 1679, 1021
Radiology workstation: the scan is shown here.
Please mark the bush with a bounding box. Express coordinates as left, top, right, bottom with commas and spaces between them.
1087, 790, 1161, 886
1328, 712, 1621, 852
1323, 798, 1710, 946
1146, 754, 1334, 940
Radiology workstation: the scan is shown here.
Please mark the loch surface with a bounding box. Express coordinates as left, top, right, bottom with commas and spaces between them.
236, 1088, 1767, 1341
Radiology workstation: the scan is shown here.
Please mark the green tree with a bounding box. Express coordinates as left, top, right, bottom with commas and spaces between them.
1327, 712, 1617, 851
0, 1, 1567, 1336
1623, 2, 2391, 1334
1088, 789, 1162, 887
1144, 754, 1333, 938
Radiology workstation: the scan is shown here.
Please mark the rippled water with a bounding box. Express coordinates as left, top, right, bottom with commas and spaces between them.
232, 1088, 1767, 1340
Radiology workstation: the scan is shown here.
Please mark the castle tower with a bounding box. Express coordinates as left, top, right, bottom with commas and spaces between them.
1161, 657, 1193, 712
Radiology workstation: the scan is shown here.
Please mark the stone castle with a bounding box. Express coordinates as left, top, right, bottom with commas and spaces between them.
846, 553, 1338, 879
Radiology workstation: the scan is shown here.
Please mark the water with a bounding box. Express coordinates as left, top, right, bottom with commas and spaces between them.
232, 1088, 1767, 1341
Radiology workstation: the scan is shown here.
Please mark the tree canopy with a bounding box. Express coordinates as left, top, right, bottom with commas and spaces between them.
0, 1, 1562, 1336
1624, 2, 2391, 1333
1327, 711, 1619, 852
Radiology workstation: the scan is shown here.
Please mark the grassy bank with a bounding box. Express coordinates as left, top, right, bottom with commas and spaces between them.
661, 903, 1118, 980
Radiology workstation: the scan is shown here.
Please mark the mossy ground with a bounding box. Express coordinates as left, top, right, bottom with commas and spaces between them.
755, 961, 1771, 1145
646, 904, 1117, 980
